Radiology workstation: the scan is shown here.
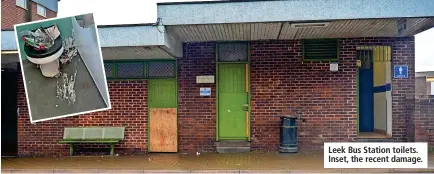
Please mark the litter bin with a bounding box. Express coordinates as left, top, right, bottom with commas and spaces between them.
279, 115, 298, 153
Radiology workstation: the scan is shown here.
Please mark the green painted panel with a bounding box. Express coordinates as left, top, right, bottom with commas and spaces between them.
15, 16, 73, 60
218, 64, 247, 138
148, 79, 177, 108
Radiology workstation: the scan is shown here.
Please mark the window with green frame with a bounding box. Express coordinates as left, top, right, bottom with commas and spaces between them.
104, 60, 176, 79
302, 39, 339, 61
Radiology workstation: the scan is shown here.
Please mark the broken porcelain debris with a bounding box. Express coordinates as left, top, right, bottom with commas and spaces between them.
60, 35, 78, 64
56, 70, 77, 104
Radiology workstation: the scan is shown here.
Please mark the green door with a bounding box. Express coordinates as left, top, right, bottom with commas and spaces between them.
218, 64, 248, 139
148, 79, 177, 108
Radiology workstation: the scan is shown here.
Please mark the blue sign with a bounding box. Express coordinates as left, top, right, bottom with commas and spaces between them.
200, 88, 211, 96
394, 65, 408, 78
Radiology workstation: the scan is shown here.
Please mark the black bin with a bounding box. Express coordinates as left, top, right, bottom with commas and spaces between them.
279, 116, 298, 153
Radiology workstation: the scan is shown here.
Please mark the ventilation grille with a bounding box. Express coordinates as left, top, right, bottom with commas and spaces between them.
303, 39, 339, 61
104, 63, 114, 78
116, 62, 144, 78
148, 62, 175, 78
218, 42, 248, 62
103, 61, 176, 79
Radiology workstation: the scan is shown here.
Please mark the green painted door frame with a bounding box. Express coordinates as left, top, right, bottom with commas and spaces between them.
216, 42, 251, 141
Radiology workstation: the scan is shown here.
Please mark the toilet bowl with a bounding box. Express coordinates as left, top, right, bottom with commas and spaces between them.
22, 25, 64, 78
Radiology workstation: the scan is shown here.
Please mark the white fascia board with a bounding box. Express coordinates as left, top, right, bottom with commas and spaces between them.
97, 25, 182, 58
157, 0, 434, 25
97, 25, 165, 47
159, 25, 183, 58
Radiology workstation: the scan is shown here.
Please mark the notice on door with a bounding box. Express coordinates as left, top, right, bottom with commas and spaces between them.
324, 142, 428, 168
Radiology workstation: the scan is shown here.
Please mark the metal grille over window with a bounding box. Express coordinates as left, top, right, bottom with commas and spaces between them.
148, 62, 175, 78
218, 42, 248, 62
104, 63, 114, 78
357, 50, 373, 69
116, 62, 144, 78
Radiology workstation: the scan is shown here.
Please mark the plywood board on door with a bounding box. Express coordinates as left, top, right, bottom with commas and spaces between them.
149, 108, 177, 152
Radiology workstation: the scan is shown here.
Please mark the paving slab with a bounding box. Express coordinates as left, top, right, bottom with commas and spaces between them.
1, 152, 433, 173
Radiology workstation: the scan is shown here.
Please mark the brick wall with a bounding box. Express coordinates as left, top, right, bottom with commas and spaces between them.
2, 0, 56, 29
177, 42, 217, 152
16, 37, 415, 155
176, 37, 414, 152
250, 37, 414, 151
17, 74, 148, 156
414, 95, 434, 147
249, 40, 357, 151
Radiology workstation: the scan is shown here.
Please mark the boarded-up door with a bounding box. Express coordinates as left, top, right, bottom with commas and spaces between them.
148, 79, 177, 152
218, 64, 248, 139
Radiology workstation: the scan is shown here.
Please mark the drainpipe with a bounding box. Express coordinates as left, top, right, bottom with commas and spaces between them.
25, 0, 32, 22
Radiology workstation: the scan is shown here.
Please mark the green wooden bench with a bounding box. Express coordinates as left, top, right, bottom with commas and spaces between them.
58, 127, 125, 156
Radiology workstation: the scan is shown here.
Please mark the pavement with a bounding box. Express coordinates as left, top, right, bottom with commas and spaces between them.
2, 152, 434, 173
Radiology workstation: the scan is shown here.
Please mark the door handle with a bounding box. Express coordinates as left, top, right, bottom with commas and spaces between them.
242, 104, 249, 111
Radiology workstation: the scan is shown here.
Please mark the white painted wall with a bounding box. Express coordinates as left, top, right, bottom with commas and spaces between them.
71, 15, 111, 107
432, 82, 434, 95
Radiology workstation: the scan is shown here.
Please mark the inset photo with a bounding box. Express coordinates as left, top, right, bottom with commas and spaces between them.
14, 13, 111, 123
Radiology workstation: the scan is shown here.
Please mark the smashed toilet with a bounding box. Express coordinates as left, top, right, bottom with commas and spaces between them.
21, 25, 64, 78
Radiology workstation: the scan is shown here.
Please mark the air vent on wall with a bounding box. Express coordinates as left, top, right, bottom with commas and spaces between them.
303, 39, 339, 61
290, 22, 330, 28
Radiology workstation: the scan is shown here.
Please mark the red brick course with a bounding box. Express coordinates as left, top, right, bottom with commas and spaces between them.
177, 42, 217, 152
2, 0, 56, 29
15, 37, 416, 155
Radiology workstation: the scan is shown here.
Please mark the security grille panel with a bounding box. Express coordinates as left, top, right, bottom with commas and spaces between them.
218, 42, 248, 62
357, 50, 373, 69
104, 63, 114, 78
116, 62, 144, 78
148, 62, 175, 78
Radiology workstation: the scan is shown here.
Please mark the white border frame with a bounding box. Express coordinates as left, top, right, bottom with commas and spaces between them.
14, 13, 112, 123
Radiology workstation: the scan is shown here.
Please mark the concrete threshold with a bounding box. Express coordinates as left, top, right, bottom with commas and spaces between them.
2, 168, 434, 173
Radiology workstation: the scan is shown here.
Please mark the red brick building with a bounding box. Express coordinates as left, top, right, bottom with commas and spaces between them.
1, 0, 57, 29
2, 0, 434, 156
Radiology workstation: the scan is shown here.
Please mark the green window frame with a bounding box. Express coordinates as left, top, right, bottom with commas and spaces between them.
302, 39, 340, 62
104, 60, 176, 80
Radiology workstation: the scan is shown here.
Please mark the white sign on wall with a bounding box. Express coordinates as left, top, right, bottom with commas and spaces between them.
196, 75, 215, 83
200, 88, 211, 96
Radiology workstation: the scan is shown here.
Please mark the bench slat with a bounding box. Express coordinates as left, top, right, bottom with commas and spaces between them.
58, 140, 121, 143
62, 127, 125, 141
